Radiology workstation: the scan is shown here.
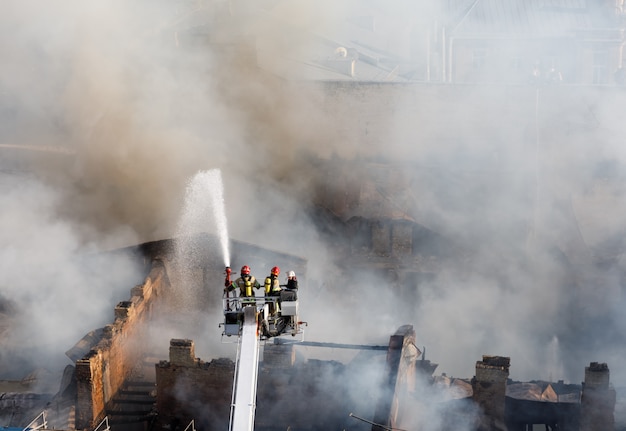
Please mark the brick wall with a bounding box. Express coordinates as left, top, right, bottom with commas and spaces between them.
152, 328, 413, 431
155, 339, 234, 431
372, 221, 391, 256
392, 221, 413, 258
75, 261, 168, 429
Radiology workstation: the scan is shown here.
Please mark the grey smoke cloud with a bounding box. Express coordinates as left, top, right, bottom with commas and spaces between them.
1, 1, 626, 416
0, 172, 144, 382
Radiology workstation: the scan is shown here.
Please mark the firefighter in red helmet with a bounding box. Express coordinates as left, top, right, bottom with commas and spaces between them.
225, 265, 261, 301
265, 266, 282, 294
264, 266, 282, 315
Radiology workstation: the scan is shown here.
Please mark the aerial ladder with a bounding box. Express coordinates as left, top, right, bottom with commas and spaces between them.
220, 267, 305, 431
229, 306, 260, 431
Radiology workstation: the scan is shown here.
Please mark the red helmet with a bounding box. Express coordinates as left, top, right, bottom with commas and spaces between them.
241, 265, 251, 276
271, 266, 280, 276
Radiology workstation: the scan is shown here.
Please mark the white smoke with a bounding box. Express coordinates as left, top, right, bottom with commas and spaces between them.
1, 2, 625, 422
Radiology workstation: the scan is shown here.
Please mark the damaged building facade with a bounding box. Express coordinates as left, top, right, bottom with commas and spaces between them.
57, 237, 616, 431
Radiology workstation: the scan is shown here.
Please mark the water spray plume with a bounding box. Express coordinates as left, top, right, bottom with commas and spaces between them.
205, 169, 231, 267
180, 169, 231, 263
173, 169, 231, 310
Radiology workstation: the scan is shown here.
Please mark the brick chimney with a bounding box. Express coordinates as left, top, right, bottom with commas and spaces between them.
472, 355, 510, 430
169, 339, 196, 367
580, 362, 616, 431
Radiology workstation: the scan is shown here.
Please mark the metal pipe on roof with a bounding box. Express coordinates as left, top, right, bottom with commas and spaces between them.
273, 338, 388, 350
443, 27, 448, 82
426, 31, 431, 82
448, 36, 454, 83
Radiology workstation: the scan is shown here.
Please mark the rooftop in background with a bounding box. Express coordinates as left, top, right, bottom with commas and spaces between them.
169, 0, 625, 83
450, 0, 593, 37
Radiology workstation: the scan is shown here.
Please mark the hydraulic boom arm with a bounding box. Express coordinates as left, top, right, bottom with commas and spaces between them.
229, 306, 260, 431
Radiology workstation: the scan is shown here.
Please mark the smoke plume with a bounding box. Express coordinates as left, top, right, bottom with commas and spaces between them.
2, 2, 626, 421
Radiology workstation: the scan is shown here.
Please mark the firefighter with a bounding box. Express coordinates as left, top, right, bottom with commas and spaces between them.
264, 266, 282, 295
286, 271, 298, 291
225, 265, 261, 302
264, 266, 282, 315
280, 270, 298, 301
275, 270, 299, 336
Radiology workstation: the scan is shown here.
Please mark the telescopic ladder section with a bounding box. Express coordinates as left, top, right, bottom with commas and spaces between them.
229, 306, 261, 431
